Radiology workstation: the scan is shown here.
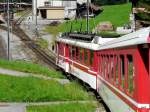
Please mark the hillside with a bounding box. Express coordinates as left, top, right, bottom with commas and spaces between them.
45, 3, 132, 36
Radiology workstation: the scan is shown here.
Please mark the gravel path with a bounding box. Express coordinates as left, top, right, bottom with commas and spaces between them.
0, 28, 37, 61
0, 68, 70, 84
0, 101, 97, 112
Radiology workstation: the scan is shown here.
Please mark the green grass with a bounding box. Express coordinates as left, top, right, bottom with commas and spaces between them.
27, 103, 97, 112
0, 75, 92, 102
0, 59, 64, 78
35, 38, 49, 49
45, 3, 131, 36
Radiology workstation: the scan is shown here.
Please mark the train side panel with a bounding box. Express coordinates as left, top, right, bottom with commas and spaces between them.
96, 45, 150, 112
97, 76, 135, 112
56, 42, 97, 89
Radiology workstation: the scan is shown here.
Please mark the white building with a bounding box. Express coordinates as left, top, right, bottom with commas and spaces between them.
35, 0, 90, 8
32, 0, 91, 20
33, 0, 77, 19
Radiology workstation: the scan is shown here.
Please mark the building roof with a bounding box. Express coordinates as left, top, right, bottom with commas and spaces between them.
38, 6, 65, 10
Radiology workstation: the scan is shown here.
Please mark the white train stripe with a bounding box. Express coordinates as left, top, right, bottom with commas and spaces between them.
98, 75, 150, 109
88, 70, 97, 74
59, 55, 97, 74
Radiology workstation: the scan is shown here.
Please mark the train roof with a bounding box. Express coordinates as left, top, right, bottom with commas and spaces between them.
56, 27, 150, 50
56, 33, 115, 50
98, 27, 150, 50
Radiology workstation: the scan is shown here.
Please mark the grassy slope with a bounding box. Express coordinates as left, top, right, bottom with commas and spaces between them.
27, 103, 97, 112
0, 75, 92, 102
45, 3, 131, 36
0, 59, 64, 78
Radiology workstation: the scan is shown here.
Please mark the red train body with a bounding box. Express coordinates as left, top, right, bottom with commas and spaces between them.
56, 27, 150, 112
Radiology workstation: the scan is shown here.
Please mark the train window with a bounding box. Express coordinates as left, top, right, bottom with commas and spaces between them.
104, 55, 107, 78
69, 46, 72, 58
72, 47, 76, 59
76, 47, 79, 61
107, 55, 110, 79
101, 55, 104, 77
79, 48, 83, 62
90, 50, 94, 66
99, 55, 102, 74
120, 55, 125, 88
59, 43, 62, 55
127, 55, 134, 94
110, 55, 114, 82
115, 56, 119, 85
62, 44, 64, 55
84, 49, 88, 64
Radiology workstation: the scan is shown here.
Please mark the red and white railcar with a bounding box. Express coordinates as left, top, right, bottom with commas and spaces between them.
56, 27, 150, 112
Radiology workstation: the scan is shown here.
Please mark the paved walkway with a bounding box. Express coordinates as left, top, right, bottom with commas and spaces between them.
0, 104, 26, 112
0, 68, 70, 84
0, 101, 97, 106
0, 100, 97, 112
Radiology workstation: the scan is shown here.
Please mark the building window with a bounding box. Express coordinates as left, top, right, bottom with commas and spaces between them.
45, 1, 52, 6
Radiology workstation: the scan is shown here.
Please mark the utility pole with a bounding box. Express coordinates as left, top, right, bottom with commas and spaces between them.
32, 0, 38, 37
7, 0, 10, 60
86, 0, 89, 33
32, 0, 37, 21
20, 0, 21, 11
35, 0, 38, 36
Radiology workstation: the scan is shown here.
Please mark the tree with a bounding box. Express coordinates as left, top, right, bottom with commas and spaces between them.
134, 0, 150, 27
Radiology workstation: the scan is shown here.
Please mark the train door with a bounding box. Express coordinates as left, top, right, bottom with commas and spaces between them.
136, 45, 150, 106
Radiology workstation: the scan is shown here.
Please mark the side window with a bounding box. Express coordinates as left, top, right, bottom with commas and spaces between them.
104, 55, 107, 78
90, 50, 94, 66
127, 55, 134, 94
120, 55, 125, 88
84, 49, 88, 64
72, 46, 75, 59
99, 54, 102, 74
110, 55, 114, 82
107, 55, 110, 79
76, 47, 79, 61
115, 56, 119, 85
101, 55, 104, 77
69, 46, 72, 58
79, 48, 83, 62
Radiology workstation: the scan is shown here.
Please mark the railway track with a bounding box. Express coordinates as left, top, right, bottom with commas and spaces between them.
0, 25, 58, 70
14, 26, 59, 70
13, 9, 32, 26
